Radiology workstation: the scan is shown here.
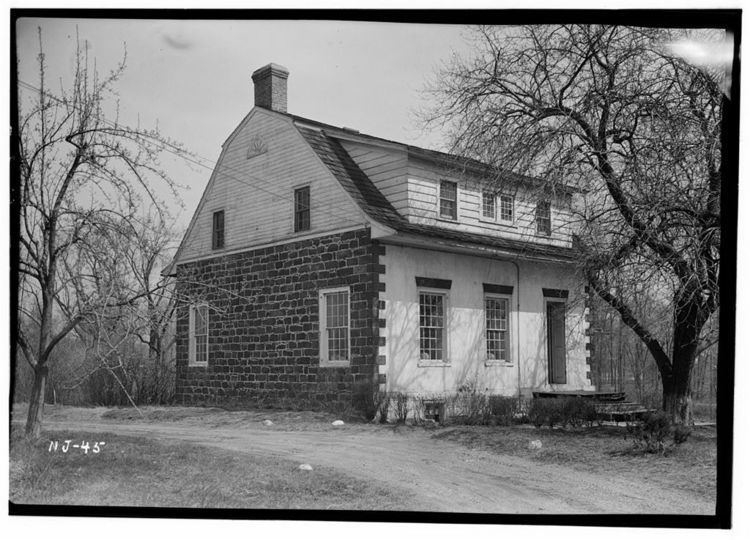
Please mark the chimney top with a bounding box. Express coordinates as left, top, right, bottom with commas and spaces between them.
252, 63, 289, 113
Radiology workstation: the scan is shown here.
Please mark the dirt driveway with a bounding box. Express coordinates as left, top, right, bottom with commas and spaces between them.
31, 407, 714, 515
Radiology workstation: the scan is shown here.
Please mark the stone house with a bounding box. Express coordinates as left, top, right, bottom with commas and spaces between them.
168, 63, 594, 411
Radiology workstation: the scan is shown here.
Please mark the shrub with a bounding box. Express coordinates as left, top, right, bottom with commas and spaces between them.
673, 424, 692, 445
375, 391, 391, 424
527, 397, 598, 428
393, 392, 410, 424
350, 380, 377, 420
488, 396, 519, 426
528, 398, 565, 428
562, 397, 599, 427
627, 411, 673, 454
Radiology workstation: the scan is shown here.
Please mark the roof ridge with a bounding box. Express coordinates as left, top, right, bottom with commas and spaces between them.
286, 111, 580, 193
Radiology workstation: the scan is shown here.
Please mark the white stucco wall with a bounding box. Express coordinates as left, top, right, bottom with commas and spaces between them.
381, 244, 594, 397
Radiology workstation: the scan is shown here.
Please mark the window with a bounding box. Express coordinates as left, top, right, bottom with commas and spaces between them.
419, 291, 447, 361
481, 191, 495, 220
536, 200, 551, 236
499, 195, 514, 222
319, 287, 350, 364
189, 304, 209, 366
439, 181, 458, 220
212, 210, 225, 250
485, 296, 510, 362
294, 186, 310, 232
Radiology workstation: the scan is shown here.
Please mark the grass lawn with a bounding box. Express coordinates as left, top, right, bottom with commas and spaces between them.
9, 427, 406, 509
432, 423, 717, 501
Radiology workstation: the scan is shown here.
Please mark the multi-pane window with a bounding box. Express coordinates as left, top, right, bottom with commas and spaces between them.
419, 292, 446, 361
320, 288, 350, 363
190, 304, 209, 365
482, 191, 495, 220
439, 181, 458, 220
294, 186, 311, 232
212, 210, 225, 250
485, 296, 509, 362
499, 195, 514, 222
536, 200, 551, 236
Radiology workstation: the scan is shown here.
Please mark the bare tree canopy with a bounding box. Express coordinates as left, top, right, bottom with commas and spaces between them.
16, 28, 185, 437
425, 25, 725, 423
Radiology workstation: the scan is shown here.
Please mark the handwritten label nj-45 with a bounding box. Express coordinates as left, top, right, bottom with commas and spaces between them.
48, 440, 106, 454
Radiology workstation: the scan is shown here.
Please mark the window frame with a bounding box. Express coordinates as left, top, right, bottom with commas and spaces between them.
319, 286, 351, 367
417, 287, 450, 367
294, 185, 311, 233
536, 200, 552, 236
499, 194, 514, 223
438, 180, 458, 221
212, 210, 225, 250
484, 293, 513, 365
188, 303, 209, 367
481, 190, 496, 221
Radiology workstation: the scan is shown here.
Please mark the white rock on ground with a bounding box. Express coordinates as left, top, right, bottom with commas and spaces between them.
528, 439, 543, 450
262, 419, 273, 426
298, 463, 313, 471
332, 420, 345, 426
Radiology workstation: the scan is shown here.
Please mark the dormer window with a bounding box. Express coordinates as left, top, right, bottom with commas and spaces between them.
481, 191, 495, 220
439, 181, 458, 220
294, 186, 311, 232
499, 195, 514, 222
536, 200, 551, 236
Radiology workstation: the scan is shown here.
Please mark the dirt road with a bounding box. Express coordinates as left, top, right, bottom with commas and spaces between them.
38, 414, 714, 514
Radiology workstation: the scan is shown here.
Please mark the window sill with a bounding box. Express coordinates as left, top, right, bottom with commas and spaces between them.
485, 361, 514, 367
417, 360, 451, 368
319, 360, 350, 368
188, 362, 208, 368
436, 217, 459, 224
479, 218, 517, 228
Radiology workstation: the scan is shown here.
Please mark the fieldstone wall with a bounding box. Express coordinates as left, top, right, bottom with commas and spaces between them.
174, 228, 379, 410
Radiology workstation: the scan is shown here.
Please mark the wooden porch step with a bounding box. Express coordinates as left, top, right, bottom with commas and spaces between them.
594, 402, 655, 420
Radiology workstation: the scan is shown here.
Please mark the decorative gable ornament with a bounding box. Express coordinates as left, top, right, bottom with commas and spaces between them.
246, 135, 268, 159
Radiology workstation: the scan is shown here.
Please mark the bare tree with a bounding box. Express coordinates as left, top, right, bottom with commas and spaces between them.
425, 25, 723, 423
16, 28, 185, 437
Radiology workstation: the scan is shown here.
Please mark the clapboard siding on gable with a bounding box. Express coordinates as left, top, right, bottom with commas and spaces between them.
405, 160, 573, 247
179, 110, 365, 262
339, 140, 409, 216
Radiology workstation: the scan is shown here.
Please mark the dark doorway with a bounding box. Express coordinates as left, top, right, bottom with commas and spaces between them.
546, 301, 567, 384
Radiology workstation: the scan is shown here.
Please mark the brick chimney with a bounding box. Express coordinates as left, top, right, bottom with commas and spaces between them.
251, 63, 289, 113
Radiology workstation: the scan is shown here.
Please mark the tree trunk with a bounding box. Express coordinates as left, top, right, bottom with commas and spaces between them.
662, 375, 693, 425
25, 365, 48, 438
661, 340, 697, 425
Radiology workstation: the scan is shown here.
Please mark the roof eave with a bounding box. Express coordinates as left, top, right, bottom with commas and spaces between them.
376, 229, 577, 265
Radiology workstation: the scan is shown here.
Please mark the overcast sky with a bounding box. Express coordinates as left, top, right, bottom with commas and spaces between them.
15, 18, 475, 229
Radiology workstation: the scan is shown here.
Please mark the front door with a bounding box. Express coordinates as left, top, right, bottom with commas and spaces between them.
546, 301, 567, 384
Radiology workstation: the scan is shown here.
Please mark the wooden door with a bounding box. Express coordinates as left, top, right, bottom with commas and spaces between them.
547, 301, 567, 384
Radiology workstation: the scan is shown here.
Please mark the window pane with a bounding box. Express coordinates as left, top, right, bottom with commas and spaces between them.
212, 210, 224, 249
439, 181, 457, 220
324, 290, 349, 361
195, 305, 208, 335
486, 297, 509, 362
536, 201, 551, 236
419, 292, 445, 361
482, 191, 495, 219
295, 187, 311, 232
499, 195, 513, 221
